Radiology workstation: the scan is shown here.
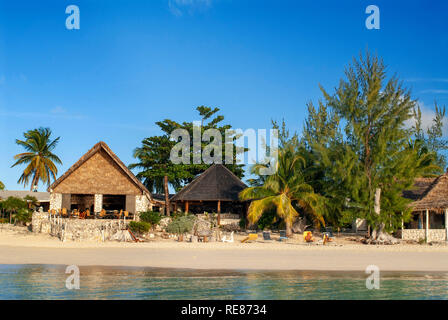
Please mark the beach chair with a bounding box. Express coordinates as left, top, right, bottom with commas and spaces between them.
124, 211, 129, 218
241, 233, 258, 243
62, 208, 68, 218
263, 231, 271, 241
86, 209, 91, 218
222, 231, 234, 243
99, 209, 106, 218
303, 231, 314, 243
278, 230, 288, 241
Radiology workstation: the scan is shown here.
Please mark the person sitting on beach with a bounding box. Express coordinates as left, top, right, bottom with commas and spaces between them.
304, 231, 314, 243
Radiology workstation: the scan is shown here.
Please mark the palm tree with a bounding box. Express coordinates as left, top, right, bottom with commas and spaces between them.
129, 136, 186, 216
239, 144, 324, 237
0, 180, 4, 190
11, 127, 62, 191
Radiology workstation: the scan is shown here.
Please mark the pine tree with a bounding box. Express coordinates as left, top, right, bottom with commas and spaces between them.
413, 102, 448, 172
316, 52, 440, 239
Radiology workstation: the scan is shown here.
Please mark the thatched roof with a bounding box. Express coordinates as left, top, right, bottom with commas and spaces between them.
404, 174, 448, 211
171, 164, 247, 202
49, 141, 150, 195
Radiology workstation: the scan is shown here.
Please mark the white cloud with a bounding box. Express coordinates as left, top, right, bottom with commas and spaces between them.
411, 101, 448, 136
405, 78, 448, 83
50, 106, 67, 114
0, 107, 86, 120
168, 0, 212, 16
419, 89, 448, 94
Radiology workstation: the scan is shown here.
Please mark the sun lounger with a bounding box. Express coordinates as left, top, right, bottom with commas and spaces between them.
263, 231, 271, 241
222, 231, 234, 243
241, 233, 258, 243
278, 230, 288, 241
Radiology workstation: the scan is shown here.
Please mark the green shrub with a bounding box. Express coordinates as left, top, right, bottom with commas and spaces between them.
0, 218, 9, 224
129, 221, 151, 234
140, 211, 163, 225
172, 211, 190, 219
14, 208, 32, 225
166, 215, 196, 235
256, 209, 278, 230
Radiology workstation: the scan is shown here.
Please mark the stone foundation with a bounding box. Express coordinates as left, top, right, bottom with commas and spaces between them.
401, 229, 447, 242
32, 211, 130, 242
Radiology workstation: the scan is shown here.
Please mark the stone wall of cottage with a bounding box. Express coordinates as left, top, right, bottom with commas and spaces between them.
94, 194, 103, 213
32, 211, 130, 242
136, 195, 150, 212
49, 193, 62, 211
401, 229, 447, 242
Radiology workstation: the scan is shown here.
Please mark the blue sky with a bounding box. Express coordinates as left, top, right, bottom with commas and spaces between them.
0, 0, 448, 191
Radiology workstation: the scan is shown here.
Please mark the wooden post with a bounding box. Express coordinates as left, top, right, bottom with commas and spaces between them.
217, 200, 221, 226
426, 209, 429, 243
401, 211, 404, 240
445, 208, 448, 242
185, 201, 189, 213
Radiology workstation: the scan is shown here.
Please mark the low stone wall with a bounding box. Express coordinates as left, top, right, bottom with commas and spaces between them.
196, 213, 240, 227
32, 211, 130, 242
401, 229, 447, 242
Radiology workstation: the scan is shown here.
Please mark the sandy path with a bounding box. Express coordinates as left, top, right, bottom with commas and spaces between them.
0, 229, 447, 271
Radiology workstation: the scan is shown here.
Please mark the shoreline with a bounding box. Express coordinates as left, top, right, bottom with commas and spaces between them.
1, 229, 448, 272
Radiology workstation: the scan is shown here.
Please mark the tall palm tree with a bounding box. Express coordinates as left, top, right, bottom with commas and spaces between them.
239, 144, 324, 237
0, 180, 4, 190
12, 127, 62, 191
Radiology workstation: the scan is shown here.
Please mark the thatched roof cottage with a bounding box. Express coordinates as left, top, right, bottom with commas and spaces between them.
171, 164, 248, 223
48, 141, 155, 215
402, 173, 448, 242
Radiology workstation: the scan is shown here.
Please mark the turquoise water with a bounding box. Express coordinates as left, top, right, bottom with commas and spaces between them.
0, 264, 447, 299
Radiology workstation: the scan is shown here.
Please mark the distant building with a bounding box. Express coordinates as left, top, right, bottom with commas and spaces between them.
0, 190, 50, 212
48, 141, 156, 215
402, 173, 448, 242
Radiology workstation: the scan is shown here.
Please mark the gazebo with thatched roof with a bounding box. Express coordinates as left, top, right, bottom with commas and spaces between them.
170, 164, 248, 224
402, 173, 448, 242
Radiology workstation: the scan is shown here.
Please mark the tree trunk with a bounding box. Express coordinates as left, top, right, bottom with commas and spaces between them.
164, 175, 170, 216
366, 188, 399, 244
286, 220, 292, 237
30, 172, 39, 191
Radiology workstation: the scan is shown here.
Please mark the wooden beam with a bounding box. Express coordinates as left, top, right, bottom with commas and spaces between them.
185, 201, 189, 213
426, 209, 429, 243
217, 200, 221, 226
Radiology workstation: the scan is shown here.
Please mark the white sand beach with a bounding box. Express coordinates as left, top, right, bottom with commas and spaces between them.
1, 226, 447, 272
